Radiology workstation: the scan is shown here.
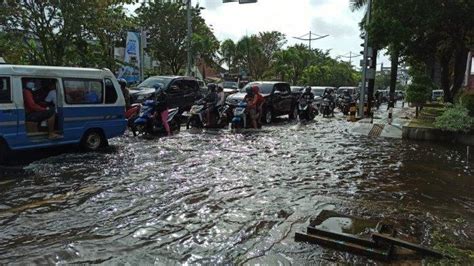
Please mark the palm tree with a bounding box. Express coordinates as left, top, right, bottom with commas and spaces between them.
350, 0, 368, 11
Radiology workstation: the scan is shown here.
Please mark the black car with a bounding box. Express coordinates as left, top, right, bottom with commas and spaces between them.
225, 81, 297, 124
130, 76, 200, 111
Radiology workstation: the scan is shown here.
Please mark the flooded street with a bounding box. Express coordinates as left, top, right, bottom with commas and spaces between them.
0, 117, 473, 264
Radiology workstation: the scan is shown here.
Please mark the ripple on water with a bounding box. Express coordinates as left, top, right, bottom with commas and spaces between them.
0, 119, 473, 264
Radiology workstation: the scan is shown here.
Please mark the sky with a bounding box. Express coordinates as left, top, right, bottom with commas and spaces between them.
128, 0, 389, 69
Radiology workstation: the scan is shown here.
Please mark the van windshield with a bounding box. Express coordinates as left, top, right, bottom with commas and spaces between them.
137, 77, 172, 90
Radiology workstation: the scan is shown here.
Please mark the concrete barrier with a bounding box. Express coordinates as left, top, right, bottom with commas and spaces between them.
402, 126, 474, 145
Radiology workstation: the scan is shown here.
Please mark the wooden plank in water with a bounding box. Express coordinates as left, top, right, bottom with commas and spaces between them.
295, 232, 391, 261
372, 233, 446, 258
306, 226, 378, 248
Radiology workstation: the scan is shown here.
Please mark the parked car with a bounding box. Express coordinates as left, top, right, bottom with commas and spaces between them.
130, 76, 200, 111
337, 86, 359, 98
291, 86, 304, 97
0, 65, 127, 162
225, 81, 297, 124
432, 89, 444, 101
310, 87, 329, 109
221, 81, 239, 97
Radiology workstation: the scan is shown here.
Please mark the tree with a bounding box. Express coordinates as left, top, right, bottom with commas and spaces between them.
0, 0, 134, 69
233, 31, 286, 79
406, 73, 433, 118
136, 1, 219, 75
220, 39, 237, 73
351, 0, 474, 103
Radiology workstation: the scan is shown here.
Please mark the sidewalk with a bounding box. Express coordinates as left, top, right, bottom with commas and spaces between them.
350, 102, 415, 139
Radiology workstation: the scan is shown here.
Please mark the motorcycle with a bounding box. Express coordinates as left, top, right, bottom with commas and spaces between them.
321, 98, 333, 117
186, 100, 206, 129
130, 99, 180, 136
187, 100, 229, 129
231, 101, 248, 129
340, 96, 352, 115
126, 104, 141, 129
297, 98, 317, 122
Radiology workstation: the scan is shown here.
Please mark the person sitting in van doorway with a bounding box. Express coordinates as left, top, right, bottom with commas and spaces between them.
22, 81, 62, 140
118, 78, 131, 109
44, 81, 57, 108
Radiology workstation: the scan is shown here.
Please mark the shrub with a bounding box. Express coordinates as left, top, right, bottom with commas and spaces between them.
459, 93, 474, 116
434, 105, 474, 132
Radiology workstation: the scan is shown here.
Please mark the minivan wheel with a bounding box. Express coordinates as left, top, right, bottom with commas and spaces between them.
264, 110, 273, 124
81, 130, 106, 152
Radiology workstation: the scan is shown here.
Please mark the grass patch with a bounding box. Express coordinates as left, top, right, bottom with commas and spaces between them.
408, 118, 436, 128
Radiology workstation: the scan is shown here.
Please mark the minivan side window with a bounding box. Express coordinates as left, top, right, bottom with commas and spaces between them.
104, 78, 118, 104
63, 79, 103, 105
168, 80, 183, 94
0, 77, 11, 103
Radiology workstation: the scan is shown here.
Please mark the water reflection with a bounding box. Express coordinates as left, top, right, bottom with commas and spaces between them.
0, 118, 472, 264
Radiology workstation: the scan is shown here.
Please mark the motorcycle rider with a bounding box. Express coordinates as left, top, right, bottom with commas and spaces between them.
252, 85, 265, 124
203, 83, 218, 126
300, 86, 315, 114
244, 87, 258, 129
154, 86, 171, 136
322, 88, 335, 115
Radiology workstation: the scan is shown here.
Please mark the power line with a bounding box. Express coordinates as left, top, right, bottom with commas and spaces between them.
292, 31, 329, 50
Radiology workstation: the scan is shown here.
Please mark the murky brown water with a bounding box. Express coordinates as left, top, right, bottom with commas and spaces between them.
0, 117, 472, 264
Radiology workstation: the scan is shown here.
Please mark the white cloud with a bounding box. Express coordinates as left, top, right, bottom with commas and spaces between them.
126, 0, 390, 68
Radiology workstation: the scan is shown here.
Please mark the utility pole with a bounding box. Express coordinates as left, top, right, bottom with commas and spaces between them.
139, 27, 145, 82
339, 51, 361, 68
359, 0, 372, 118
186, 0, 193, 77
293, 31, 329, 50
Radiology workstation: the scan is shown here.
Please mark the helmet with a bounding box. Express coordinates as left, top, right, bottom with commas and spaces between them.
305, 86, 311, 93
208, 83, 217, 92
246, 86, 253, 94
118, 78, 127, 88
217, 85, 223, 92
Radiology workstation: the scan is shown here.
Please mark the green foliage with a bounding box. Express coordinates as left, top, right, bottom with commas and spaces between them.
0, 1, 134, 70
228, 31, 286, 79
406, 83, 431, 105
434, 105, 474, 132
301, 60, 359, 87
459, 93, 474, 116
137, 2, 219, 75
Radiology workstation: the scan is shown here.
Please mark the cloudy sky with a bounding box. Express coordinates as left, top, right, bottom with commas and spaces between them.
129, 0, 389, 68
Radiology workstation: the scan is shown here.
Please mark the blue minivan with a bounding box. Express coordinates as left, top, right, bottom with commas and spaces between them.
0, 65, 127, 162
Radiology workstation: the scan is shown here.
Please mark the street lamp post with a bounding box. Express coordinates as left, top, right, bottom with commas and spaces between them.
359, 0, 372, 118
186, 0, 193, 77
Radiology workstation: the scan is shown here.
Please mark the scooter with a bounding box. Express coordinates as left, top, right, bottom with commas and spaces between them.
231, 101, 248, 129
130, 100, 180, 136
340, 96, 352, 115
186, 100, 229, 129
186, 99, 206, 129
126, 104, 141, 129
297, 98, 317, 122
321, 98, 333, 118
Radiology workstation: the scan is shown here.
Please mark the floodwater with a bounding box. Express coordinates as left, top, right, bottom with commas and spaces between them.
0, 116, 473, 264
